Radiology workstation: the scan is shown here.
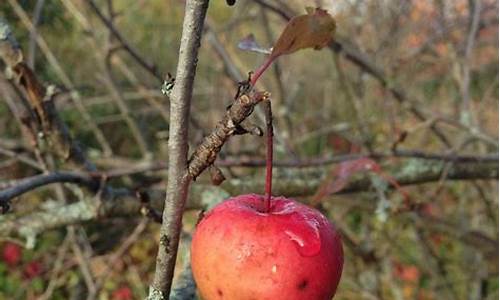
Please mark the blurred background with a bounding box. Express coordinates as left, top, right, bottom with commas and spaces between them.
0, 0, 498, 299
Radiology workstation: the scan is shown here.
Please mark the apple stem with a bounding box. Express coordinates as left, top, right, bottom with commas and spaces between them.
250, 55, 277, 86
263, 100, 273, 213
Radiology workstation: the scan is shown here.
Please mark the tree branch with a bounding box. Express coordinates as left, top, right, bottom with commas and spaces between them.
86, 151, 498, 178
2, 160, 496, 239
149, 1, 209, 298
0, 171, 97, 207
86, 0, 162, 81
187, 90, 269, 179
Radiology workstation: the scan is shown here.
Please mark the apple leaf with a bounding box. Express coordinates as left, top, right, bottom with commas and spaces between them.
251, 7, 336, 85
271, 7, 336, 57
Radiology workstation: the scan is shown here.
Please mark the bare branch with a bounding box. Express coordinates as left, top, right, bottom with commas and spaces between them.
88, 151, 498, 178
1, 159, 496, 238
87, 0, 162, 81
149, 0, 209, 298
0, 171, 97, 204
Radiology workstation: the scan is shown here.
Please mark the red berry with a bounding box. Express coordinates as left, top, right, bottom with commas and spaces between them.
112, 286, 133, 300
191, 194, 343, 300
23, 261, 42, 279
2, 242, 22, 267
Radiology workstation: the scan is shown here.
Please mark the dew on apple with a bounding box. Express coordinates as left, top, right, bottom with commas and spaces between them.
284, 227, 321, 257
191, 194, 343, 299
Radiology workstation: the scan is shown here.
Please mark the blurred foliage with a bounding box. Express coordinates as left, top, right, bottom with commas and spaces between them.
0, 0, 498, 299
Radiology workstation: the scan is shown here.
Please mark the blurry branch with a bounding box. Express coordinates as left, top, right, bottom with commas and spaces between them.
0, 171, 97, 204
205, 25, 244, 82
1, 153, 496, 211
1, 159, 496, 237
6, 0, 113, 156
219, 160, 498, 196
253, 0, 453, 147
0, 144, 43, 171
99, 2, 151, 157
98, 71, 151, 156
58, 0, 171, 130
88, 151, 498, 178
61, 0, 203, 136
87, 0, 162, 81
333, 40, 451, 149
459, 0, 482, 124
414, 213, 498, 263
27, 0, 45, 69
0, 18, 96, 171
94, 219, 149, 295
414, 228, 459, 300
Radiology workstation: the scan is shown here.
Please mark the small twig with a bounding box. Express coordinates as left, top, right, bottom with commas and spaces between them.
39, 235, 71, 300
460, 0, 482, 124
263, 99, 273, 211
27, 0, 45, 69
94, 219, 148, 294
68, 227, 97, 299
0, 145, 43, 171
187, 90, 270, 179
87, 0, 162, 81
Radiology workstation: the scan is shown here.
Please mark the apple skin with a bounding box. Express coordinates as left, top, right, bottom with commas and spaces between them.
191, 194, 343, 300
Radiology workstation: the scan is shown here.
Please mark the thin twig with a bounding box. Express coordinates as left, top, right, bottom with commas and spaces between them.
94, 219, 148, 294
27, 0, 45, 69
87, 0, 162, 81
263, 99, 273, 210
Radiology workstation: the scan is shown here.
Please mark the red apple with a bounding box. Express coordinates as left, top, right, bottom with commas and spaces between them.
191, 193, 343, 300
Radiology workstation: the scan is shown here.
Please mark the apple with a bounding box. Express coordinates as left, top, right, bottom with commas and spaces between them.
191, 193, 343, 300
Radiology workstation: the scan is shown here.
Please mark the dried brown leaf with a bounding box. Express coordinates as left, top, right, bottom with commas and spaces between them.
271, 7, 336, 57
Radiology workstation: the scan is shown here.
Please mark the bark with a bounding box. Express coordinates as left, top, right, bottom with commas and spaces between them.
149, 1, 209, 299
